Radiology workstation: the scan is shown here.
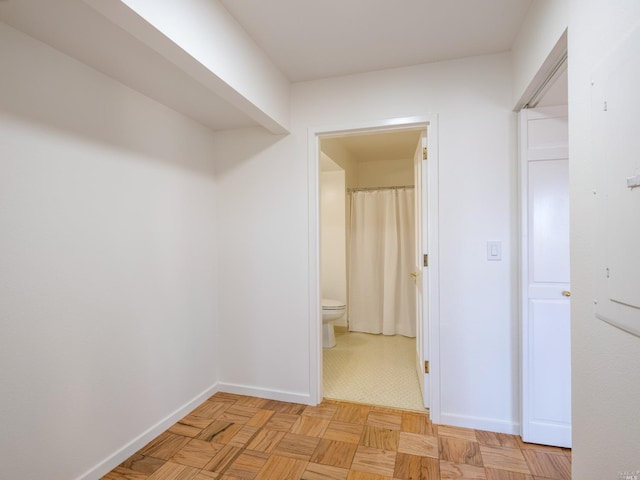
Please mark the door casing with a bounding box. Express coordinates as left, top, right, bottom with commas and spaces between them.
307, 115, 440, 421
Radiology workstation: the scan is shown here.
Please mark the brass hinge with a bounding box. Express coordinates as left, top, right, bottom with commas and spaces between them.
423, 254, 428, 267
423, 147, 428, 160
424, 361, 430, 374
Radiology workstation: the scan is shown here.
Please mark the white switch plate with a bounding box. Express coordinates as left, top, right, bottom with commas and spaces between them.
487, 241, 502, 261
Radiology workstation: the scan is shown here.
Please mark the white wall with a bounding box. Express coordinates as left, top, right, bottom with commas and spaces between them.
320, 169, 347, 327
511, 0, 568, 108
0, 23, 219, 479
216, 53, 519, 432
568, 2, 640, 478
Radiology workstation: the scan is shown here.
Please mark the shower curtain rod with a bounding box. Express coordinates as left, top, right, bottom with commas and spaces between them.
347, 185, 414, 193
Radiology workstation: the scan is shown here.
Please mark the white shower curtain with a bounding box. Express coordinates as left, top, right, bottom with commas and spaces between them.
348, 188, 416, 337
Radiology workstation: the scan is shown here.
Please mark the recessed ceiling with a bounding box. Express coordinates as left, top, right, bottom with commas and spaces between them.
220, 0, 533, 82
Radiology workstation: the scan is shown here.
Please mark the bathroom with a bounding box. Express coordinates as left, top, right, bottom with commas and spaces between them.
319, 129, 427, 412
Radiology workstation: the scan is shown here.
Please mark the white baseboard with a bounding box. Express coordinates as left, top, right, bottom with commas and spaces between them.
439, 412, 520, 435
76, 383, 219, 480
217, 382, 314, 406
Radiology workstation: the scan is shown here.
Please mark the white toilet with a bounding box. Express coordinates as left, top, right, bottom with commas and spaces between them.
322, 298, 346, 348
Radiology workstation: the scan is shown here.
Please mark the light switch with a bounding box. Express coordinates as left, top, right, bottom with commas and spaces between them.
487, 241, 502, 261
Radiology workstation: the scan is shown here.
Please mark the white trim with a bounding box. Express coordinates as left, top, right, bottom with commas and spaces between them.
76, 383, 219, 480
440, 413, 520, 435
308, 115, 440, 423
217, 383, 314, 405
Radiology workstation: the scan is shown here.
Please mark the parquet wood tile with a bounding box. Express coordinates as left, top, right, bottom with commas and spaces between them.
360, 425, 400, 450
394, 453, 440, 480
366, 411, 403, 431
437, 426, 477, 443
479, 445, 530, 475
246, 428, 286, 453
171, 439, 225, 469
263, 412, 300, 432
253, 455, 308, 480
224, 450, 269, 479
521, 449, 571, 480
146, 461, 201, 480
302, 462, 349, 480
351, 445, 397, 477
120, 453, 166, 475
196, 422, 244, 444
102, 393, 572, 480
323, 421, 365, 444
272, 432, 321, 460
334, 403, 371, 425
141, 433, 192, 461
438, 437, 483, 467
484, 468, 533, 480
439, 460, 486, 479
290, 415, 331, 437
398, 432, 439, 458
401, 412, 437, 436
311, 439, 359, 469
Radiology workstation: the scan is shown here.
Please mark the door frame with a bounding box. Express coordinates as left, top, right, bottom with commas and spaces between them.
307, 115, 441, 422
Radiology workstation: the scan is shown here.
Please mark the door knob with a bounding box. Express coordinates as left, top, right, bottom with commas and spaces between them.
562, 291, 571, 297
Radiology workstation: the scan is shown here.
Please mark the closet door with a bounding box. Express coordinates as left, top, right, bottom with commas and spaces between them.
520, 106, 571, 447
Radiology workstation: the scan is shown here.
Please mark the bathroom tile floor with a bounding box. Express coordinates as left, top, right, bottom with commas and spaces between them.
102, 392, 572, 480
323, 332, 426, 412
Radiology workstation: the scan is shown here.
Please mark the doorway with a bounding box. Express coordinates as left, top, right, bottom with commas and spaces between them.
307, 116, 440, 419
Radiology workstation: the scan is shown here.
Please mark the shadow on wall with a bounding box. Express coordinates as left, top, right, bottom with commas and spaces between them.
0, 24, 218, 178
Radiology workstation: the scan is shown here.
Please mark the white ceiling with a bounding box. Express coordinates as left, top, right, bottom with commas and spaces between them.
220, 0, 533, 82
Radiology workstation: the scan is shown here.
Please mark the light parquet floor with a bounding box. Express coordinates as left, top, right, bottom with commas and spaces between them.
102, 392, 571, 480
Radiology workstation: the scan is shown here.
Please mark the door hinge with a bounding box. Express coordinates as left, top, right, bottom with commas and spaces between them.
423, 147, 428, 160
423, 254, 428, 267
424, 361, 430, 374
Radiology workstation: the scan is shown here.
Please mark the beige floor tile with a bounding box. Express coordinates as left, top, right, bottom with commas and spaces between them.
438, 437, 483, 467
397, 432, 439, 458
323, 421, 365, 444
272, 432, 321, 460
439, 460, 486, 479
351, 445, 397, 477
360, 425, 400, 450
479, 445, 530, 475
521, 449, 571, 480
311, 439, 358, 469
253, 455, 308, 480
302, 462, 349, 480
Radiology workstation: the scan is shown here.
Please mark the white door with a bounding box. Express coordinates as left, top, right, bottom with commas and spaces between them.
520, 106, 571, 447
413, 133, 429, 408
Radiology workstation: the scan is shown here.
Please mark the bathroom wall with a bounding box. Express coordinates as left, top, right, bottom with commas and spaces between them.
356, 157, 414, 188
320, 160, 347, 327
0, 23, 220, 479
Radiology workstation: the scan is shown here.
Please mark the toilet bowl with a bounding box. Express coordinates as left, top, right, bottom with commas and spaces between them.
322, 298, 346, 348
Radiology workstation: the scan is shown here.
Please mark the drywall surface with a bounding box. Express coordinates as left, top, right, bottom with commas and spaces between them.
511, 0, 568, 107
568, 1, 640, 478
215, 53, 519, 432
356, 158, 414, 188
0, 23, 219, 479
